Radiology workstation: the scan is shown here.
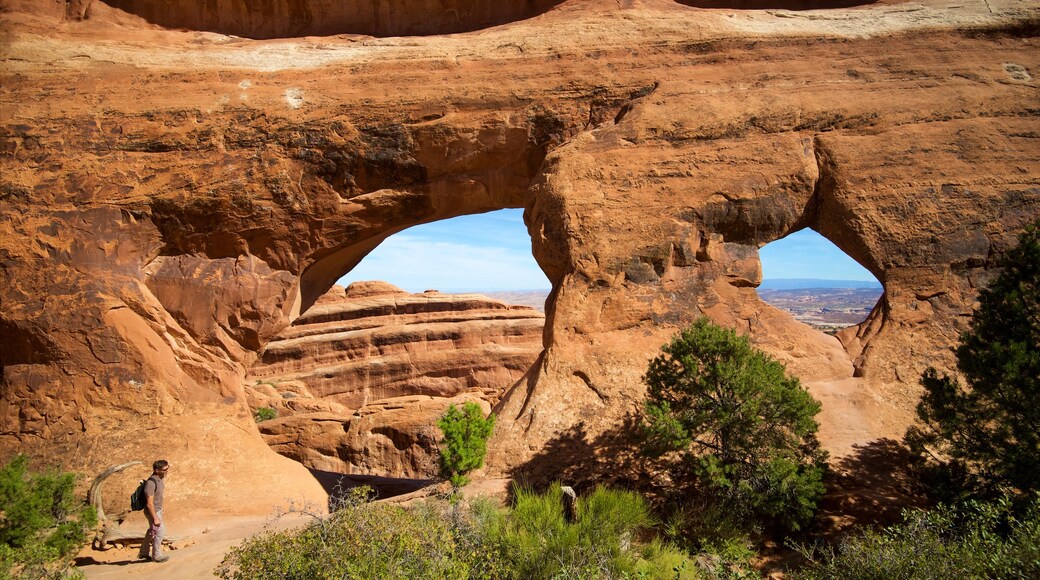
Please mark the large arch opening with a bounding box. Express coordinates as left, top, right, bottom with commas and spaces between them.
756, 227, 885, 461
758, 227, 882, 335
244, 209, 549, 498
97, 0, 564, 39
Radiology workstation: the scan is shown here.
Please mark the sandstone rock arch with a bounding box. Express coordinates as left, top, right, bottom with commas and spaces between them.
1, 0, 1037, 506
493, 86, 1039, 476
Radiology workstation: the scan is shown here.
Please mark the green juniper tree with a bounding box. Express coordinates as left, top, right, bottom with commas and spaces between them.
906, 218, 1040, 502
0, 455, 97, 580
437, 402, 496, 488
640, 318, 827, 533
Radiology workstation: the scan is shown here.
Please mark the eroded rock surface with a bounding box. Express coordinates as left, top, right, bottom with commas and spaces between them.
1, 0, 1037, 505
245, 282, 543, 477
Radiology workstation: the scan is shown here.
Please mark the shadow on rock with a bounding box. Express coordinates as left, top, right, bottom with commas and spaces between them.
309, 468, 435, 510
815, 438, 926, 534
506, 416, 652, 497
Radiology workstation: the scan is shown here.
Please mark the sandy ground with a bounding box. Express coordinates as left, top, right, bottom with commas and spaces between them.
807, 377, 874, 459
77, 511, 316, 579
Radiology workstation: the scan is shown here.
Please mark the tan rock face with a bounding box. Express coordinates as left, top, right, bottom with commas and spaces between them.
245, 282, 543, 478
0, 0, 1037, 502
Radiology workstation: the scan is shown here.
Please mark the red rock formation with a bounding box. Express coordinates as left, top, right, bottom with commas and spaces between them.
246, 282, 544, 478
0, 0, 1037, 507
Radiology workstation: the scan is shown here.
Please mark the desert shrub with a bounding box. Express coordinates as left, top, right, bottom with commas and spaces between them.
253, 406, 277, 422
660, 500, 757, 579
495, 484, 696, 579
217, 484, 699, 580
444, 497, 513, 580
216, 487, 471, 580
0, 455, 97, 580
905, 218, 1040, 502
639, 318, 827, 534
792, 494, 1040, 579
635, 539, 702, 579
438, 402, 495, 488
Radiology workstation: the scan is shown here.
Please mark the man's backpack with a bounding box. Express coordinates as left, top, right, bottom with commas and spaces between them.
130, 478, 149, 511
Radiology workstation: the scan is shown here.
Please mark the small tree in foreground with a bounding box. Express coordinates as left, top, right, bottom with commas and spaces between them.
0, 455, 97, 580
906, 218, 1040, 502
438, 402, 495, 488
640, 318, 827, 533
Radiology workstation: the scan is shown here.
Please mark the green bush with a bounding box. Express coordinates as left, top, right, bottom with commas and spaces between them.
660, 500, 757, 578
639, 318, 827, 534
216, 485, 700, 579
437, 402, 495, 488
792, 494, 1040, 579
498, 485, 661, 578
906, 218, 1040, 502
253, 407, 277, 422
216, 487, 469, 580
0, 455, 97, 580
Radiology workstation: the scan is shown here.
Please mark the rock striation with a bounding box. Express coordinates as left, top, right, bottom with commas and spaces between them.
0, 0, 1037, 506
246, 282, 544, 478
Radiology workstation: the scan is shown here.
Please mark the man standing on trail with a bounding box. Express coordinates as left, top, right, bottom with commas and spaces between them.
137, 460, 171, 563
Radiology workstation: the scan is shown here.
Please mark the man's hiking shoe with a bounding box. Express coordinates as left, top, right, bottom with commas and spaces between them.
153, 555, 170, 563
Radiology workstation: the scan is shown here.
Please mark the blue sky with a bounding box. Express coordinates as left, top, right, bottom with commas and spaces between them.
337, 209, 551, 293
759, 228, 877, 282
337, 209, 878, 292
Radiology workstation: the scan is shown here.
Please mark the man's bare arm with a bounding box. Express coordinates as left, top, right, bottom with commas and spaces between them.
146, 494, 160, 526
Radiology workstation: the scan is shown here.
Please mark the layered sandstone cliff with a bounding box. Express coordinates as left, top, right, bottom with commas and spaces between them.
245, 282, 544, 477
0, 0, 1037, 508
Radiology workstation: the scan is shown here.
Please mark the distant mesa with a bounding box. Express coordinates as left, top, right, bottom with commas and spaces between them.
342, 280, 407, 299
759, 278, 883, 290
246, 282, 544, 479
758, 285, 883, 332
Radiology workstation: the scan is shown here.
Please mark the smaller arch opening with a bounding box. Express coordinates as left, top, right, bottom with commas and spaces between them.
758, 228, 881, 334
245, 209, 549, 498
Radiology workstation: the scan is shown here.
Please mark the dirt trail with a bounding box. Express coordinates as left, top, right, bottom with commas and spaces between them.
77, 511, 315, 579
807, 376, 925, 531
807, 376, 874, 459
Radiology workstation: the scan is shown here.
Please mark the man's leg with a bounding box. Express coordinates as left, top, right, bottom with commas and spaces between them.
137, 512, 155, 559
151, 509, 167, 562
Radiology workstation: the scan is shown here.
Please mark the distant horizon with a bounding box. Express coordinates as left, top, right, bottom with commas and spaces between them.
338, 210, 882, 293
338, 278, 882, 294
758, 278, 883, 290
